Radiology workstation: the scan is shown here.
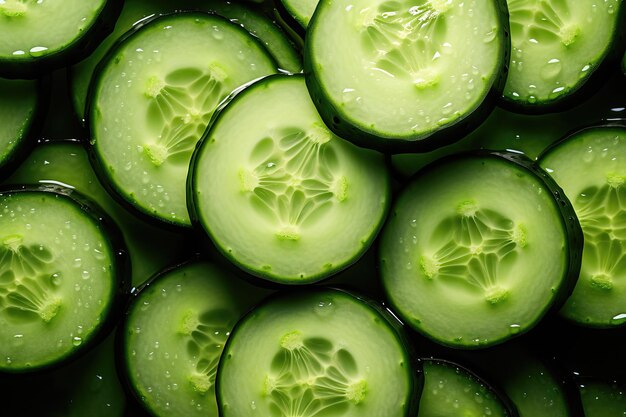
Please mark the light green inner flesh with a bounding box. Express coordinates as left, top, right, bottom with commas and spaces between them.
540, 127, 626, 326
580, 381, 626, 417
219, 291, 411, 417
283, 0, 317, 26
0, 0, 106, 60
0, 192, 115, 370
92, 14, 277, 225
0, 78, 37, 165
194, 76, 388, 281
72, 0, 302, 121
125, 262, 269, 417
504, 0, 621, 104
418, 361, 508, 417
4, 141, 186, 287
310, 0, 502, 138
381, 157, 568, 346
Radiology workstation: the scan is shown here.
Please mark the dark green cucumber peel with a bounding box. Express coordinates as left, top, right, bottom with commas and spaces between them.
500, 0, 626, 114
215, 287, 422, 417
381, 151, 583, 348
304, 0, 511, 153
0, 184, 130, 374
0, 77, 50, 180
418, 358, 519, 417
0, 0, 124, 79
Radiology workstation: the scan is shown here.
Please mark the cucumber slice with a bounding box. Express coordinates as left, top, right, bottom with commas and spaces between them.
0, 78, 47, 179
0, 186, 128, 373
503, 0, 624, 111
418, 359, 514, 417
217, 288, 419, 417
380, 151, 582, 348
305, 0, 509, 151
4, 140, 188, 287
89, 12, 278, 227
579, 379, 626, 417
71, 0, 302, 123
539, 124, 626, 327
189, 75, 390, 284
0, 0, 122, 79
280, 0, 317, 28
120, 261, 270, 417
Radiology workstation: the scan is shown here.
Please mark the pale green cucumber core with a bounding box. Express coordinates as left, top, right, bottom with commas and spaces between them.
91, 13, 277, 226
0, 191, 116, 371
504, 0, 621, 105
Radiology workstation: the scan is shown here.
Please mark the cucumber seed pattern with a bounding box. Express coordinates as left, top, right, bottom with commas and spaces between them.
360, 0, 450, 89
508, 0, 579, 46
179, 308, 236, 394
419, 201, 527, 304
143, 66, 227, 167
239, 126, 348, 240
575, 176, 626, 291
0, 235, 61, 323
0, 0, 34, 17
264, 331, 367, 417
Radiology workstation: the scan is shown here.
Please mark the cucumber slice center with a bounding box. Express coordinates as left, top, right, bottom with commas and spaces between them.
419, 201, 527, 305
509, 0, 580, 49
0, 236, 62, 324
238, 125, 347, 241
264, 331, 367, 415
0, 0, 30, 18
143, 66, 227, 168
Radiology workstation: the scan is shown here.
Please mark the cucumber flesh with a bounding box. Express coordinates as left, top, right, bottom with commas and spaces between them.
280, 0, 317, 27
89, 12, 278, 226
503, 0, 622, 109
539, 125, 626, 327
217, 289, 418, 417
190, 75, 390, 284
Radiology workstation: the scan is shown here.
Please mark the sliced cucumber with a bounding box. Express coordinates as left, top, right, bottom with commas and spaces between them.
0, 0, 122, 78
380, 151, 582, 348
539, 124, 626, 327
71, 0, 302, 123
0, 186, 128, 373
418, 359, 514, 417
4, 140, 187, 287
89, 12, 278, 227
305, 0, 509, 151
280, 0, 317, 28
121, 261, 270, 417
0, 78, 47, 179
217, 288, 419, 417
189, 75, 390, 284
503, 0, 624, 111
579, 379, 626, 417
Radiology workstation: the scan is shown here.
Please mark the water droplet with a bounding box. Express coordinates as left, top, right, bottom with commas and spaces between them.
72, 336, 83, 346
541, 59, 562, 80
29, 46, 48, 57
509, 324, 522, 334
611, 313, 626, 325
50, 272, 62, 286
313, 298, 335, 316
82, 270, 90, 280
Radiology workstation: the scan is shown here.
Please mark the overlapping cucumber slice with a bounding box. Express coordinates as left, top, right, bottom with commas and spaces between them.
380, 151, 582, 348
539, 124, 626, 327
89, 12, 278, 226
189, 75, 390, 284
280, 0, 318, 28
305, 0, 509, 151
0, 186, 128, 373
217, 288, 419, 417
120, 261, 270, 417
503, 0, 624, 111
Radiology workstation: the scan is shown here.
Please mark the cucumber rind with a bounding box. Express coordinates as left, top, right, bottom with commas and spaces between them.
0, 184, 130, 374
215, 287, 421, 417
188, 74, 391, 285
0, 0, 124, 80
303, 0, 511, 153
380, 150, 583, 348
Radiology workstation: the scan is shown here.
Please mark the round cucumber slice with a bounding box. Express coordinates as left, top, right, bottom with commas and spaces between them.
305, 0, 509, 151
0, 186, 128, 373
539, 124, 626, 327
503, 0, 624, 111
217, 288, 419, 417
0, 0, 122, 78
380, 151, 582, 348
418, 359, 514, 417
121, 261, 270, 417
89, 12, 278, 227
189, 74, 390, 284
